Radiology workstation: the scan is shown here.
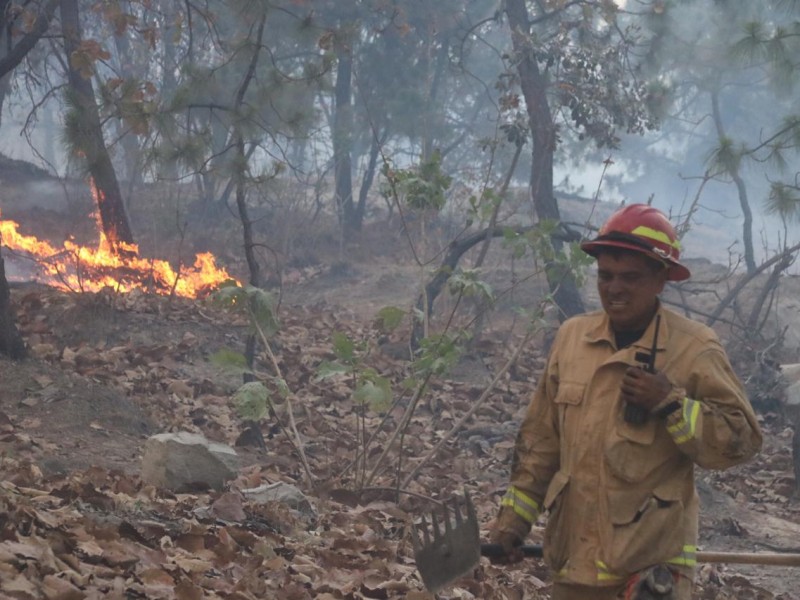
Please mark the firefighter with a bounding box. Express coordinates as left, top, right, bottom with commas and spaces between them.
490, 204, 762, 600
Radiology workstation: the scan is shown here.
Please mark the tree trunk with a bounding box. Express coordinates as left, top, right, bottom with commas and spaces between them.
355, 130, 387, 225
157, 0, 179, 181
710, 89, 756, 273
235, 138, 262, 289
421, 39, 449, 162
0, 0, 57, 127
111, 28, 144, 192
0, 247, 26, 359
333, 37, 357, 232
0, 72, 10, 129
60, 0, 135, 251
505, 0, 584, 320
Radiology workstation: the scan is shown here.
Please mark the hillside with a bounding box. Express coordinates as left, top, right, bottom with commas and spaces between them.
1, 262, 800, 598
2, 160, 800, 598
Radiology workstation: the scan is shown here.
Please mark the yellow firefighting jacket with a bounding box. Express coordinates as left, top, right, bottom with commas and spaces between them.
494, 305, 762, 586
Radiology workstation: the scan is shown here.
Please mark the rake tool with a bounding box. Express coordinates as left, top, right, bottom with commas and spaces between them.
411, 490, 800, 593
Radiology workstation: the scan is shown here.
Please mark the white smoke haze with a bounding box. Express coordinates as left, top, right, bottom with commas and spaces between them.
0, 0, 796, 275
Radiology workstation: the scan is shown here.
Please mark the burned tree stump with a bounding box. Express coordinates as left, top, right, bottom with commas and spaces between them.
781, 364, 800, 499
0, 247, 26, 359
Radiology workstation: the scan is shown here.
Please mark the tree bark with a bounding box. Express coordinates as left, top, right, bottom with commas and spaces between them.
231, 13, 266, 289
111, 27, 144, 191
157, 0, 179, 181
60, 0, 135, 251
505, 0, 584, 320
0, 0, 55, 359
0, 0, 57, 127
333, 35, 357, 232
0, 247, 26, 359
355, 130, 387, 226
0, 0, 57, 78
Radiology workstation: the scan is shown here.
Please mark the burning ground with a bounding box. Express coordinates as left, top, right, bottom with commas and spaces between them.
2, 275, 800, 599
0, 211, 236, 298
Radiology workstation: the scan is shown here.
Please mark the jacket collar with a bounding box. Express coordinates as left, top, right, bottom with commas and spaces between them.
584, 301, 668, 353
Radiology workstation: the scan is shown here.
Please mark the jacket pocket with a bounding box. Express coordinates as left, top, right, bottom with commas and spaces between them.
605, 417, 665, 483
605, 481, 685, 574
554, 382, 584, 433
542, 471, 571, 572
617, 414, 657, 445
555, 381, 584, 406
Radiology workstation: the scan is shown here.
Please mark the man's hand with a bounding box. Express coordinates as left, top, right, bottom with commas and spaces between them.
487, 528, 525, 564
620, 367, 672, 413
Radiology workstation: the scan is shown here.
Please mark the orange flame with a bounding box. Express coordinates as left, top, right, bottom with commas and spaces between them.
88, 177, 129, 254
0, 214, 238, 298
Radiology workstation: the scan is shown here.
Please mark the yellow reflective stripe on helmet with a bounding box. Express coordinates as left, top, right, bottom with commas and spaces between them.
666, 398, 700, 444
631, 225, 681, 250
666, 545, 698, 567
501, 486, 540, 524
596, 561, 624, 582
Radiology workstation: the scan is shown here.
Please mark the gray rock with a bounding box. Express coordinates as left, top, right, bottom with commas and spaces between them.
242, 481, 316, 519
141, 431, 238, 492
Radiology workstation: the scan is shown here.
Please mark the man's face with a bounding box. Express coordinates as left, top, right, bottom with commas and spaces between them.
596, 251, 667, 332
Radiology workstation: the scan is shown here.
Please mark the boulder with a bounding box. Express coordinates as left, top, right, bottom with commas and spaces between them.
141, 431, 238, 492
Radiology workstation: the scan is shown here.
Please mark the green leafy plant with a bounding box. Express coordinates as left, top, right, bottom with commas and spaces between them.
315, 332, 393, 414
314, 330, 394, 489
382, 150, 452, 213
210, 282, 313, 486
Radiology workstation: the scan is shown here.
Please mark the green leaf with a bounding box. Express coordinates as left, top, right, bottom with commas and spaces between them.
275, 377, 291, 399
233, 381, 270, 421
375, 306, 406, 333
314, 360, 350, 381
210, 348, 249, 371
210, 283, 248, 310
209, 284, 279, 337
413, 333, 463, 377
383, 152, 452, 212
332, 332, 356, 363
447, 269, 494, 302
353, 376, 392, 413
249, 287, 280, 336
401, 377, 419, 390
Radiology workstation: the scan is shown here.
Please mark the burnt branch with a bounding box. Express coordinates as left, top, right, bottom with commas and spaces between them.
410, 223, 579, 349
705, 241, 800, 328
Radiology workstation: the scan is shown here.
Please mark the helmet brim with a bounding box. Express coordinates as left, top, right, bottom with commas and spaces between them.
580, 238, 691, 282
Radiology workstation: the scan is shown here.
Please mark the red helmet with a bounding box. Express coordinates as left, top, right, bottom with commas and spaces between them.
580, 204, 691, 281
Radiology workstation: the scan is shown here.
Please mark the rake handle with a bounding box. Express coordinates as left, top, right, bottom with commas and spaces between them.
480, 544, 800, 566
480, 543, 542, 558
697, 551, 800, 566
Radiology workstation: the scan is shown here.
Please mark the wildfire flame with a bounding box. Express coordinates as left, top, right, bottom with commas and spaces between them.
0, 188, 238, 298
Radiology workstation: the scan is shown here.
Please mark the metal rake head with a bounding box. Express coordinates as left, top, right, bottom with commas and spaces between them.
411, 490, 481, 593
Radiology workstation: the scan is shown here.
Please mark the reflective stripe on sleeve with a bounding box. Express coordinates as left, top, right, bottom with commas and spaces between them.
500, 486, 540, 524
596, 561, 624, 582
666, 397, 700, 444
595, 545, 696, 583
666, 545, 698, 567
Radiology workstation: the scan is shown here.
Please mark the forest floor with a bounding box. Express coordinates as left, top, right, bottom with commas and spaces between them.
2, 185, 800, 598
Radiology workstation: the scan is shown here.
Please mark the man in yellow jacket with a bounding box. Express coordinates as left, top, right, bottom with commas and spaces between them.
490, 204, 762, 600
